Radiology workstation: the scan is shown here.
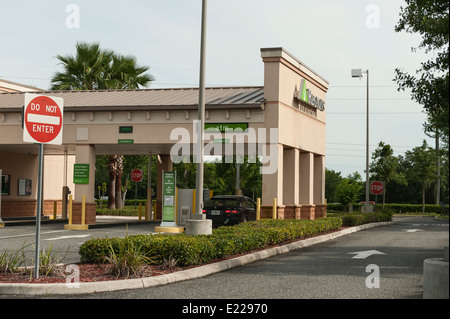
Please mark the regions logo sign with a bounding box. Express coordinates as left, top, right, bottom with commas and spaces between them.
295, 79, 325, 111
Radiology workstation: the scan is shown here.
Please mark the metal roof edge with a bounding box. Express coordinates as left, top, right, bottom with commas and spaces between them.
0, 85, 264, 95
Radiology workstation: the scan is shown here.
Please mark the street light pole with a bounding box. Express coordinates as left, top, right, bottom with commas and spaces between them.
195, 0, 207, 218
365, 70, 370, 212
352, 69, 371, 212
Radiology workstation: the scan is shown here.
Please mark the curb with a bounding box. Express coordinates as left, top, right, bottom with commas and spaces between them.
0, 221, 394, 295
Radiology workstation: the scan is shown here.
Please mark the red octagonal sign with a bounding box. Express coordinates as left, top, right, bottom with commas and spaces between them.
131, 169, 143, 183
23, 94, 64, 145
370, 181, 384, 195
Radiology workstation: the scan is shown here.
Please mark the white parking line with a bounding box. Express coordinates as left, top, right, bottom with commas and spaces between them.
44, 234, 91, 241
0, 230, 67, 240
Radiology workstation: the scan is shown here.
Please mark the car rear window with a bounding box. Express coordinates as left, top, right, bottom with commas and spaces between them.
205, 198, 239, 206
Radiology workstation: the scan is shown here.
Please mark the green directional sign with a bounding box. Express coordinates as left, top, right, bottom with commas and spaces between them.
119, 126, 133, 134
73, 164, 89, 184
204, 123, 248, 132
118, 139, 134, 144
162, 171, 176, 222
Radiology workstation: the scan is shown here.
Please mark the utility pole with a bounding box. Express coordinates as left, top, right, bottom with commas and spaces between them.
195, 0, 207, 218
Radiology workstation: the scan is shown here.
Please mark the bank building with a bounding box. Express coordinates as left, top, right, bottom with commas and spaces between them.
0, 47, 328, 227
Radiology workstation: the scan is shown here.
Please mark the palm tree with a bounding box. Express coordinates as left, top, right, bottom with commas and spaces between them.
106, 55, 153, 90
51, 42, 153, 90
51, 42, 113, 90
51, 42, 154, 209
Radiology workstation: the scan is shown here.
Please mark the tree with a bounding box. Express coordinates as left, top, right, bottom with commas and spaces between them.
51, 42, 154, 209
238, 157, 262, 200
335, 178, 362, 212
325, 168, 342, 203
51, 42, 153, 90
370, 142, 406, 207
394, 0, 449, 144
403, 140, 438, 213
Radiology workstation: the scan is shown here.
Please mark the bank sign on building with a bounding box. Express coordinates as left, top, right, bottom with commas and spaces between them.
0, 47, 328, 225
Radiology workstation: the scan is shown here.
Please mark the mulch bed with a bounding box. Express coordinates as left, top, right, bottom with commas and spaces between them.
0, 263, 183, 284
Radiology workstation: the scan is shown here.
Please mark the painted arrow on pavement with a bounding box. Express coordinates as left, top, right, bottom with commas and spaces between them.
348, 250, 386, 259
405, 229, 424, 233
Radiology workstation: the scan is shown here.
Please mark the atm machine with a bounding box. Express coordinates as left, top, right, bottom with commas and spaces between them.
177, 188, 210, 226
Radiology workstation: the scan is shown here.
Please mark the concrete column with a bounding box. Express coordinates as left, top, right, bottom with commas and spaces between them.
299, 151, 316, 219
314, 155, 325, 205
156, 154, 173, 220
73, 144, 96, 224
299, 152, 313, 204
283, 147, 299, 206
261, 144, 283, 206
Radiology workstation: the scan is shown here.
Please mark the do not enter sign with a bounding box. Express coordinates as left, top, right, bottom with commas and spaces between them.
370, 181, 384, 195
131, 169, 143, 183
23, 94, 64, 145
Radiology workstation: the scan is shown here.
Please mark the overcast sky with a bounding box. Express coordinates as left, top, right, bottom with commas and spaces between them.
0, 0, 435, 177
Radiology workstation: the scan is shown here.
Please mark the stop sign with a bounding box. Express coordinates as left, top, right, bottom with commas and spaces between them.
370, 181, 384, 195
131, 169, 143, 182
23, 94, 64, 145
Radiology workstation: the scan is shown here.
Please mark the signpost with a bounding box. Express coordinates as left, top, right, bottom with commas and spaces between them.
73, 164, 90, 184
370, 181, 384, 212
370, 181, 384, 195
131, 169, 143, 209
154, 170, 183, 233
23, 94, 63, 145
23, 93, 63, 279
131, 169, 143, 183
161, 170, 176, 227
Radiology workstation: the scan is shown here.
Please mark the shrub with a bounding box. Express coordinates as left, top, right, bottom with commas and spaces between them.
96, 207, 139, 216
37, 242, 67, 277
103, 235, 155, 278
338, 210, 392, 227
0, 244, 28, 274
79, 217, 343, 267
0, 242, 67, 277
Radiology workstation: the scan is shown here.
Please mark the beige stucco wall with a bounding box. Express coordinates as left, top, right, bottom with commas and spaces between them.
43, 154, 75, 200
0, 152, 38, 201
262, 48, 327, 156
260, 48, 328, 208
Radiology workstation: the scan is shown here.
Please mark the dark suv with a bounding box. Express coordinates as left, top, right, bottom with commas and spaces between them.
203, 195, 257, 226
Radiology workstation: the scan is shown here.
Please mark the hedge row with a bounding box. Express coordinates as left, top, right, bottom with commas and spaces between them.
79, 211, 394, 267
334, 211, 393, 227
96, 207, 140, 216
79, 217, 343, 266
327, 203, 447, 214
